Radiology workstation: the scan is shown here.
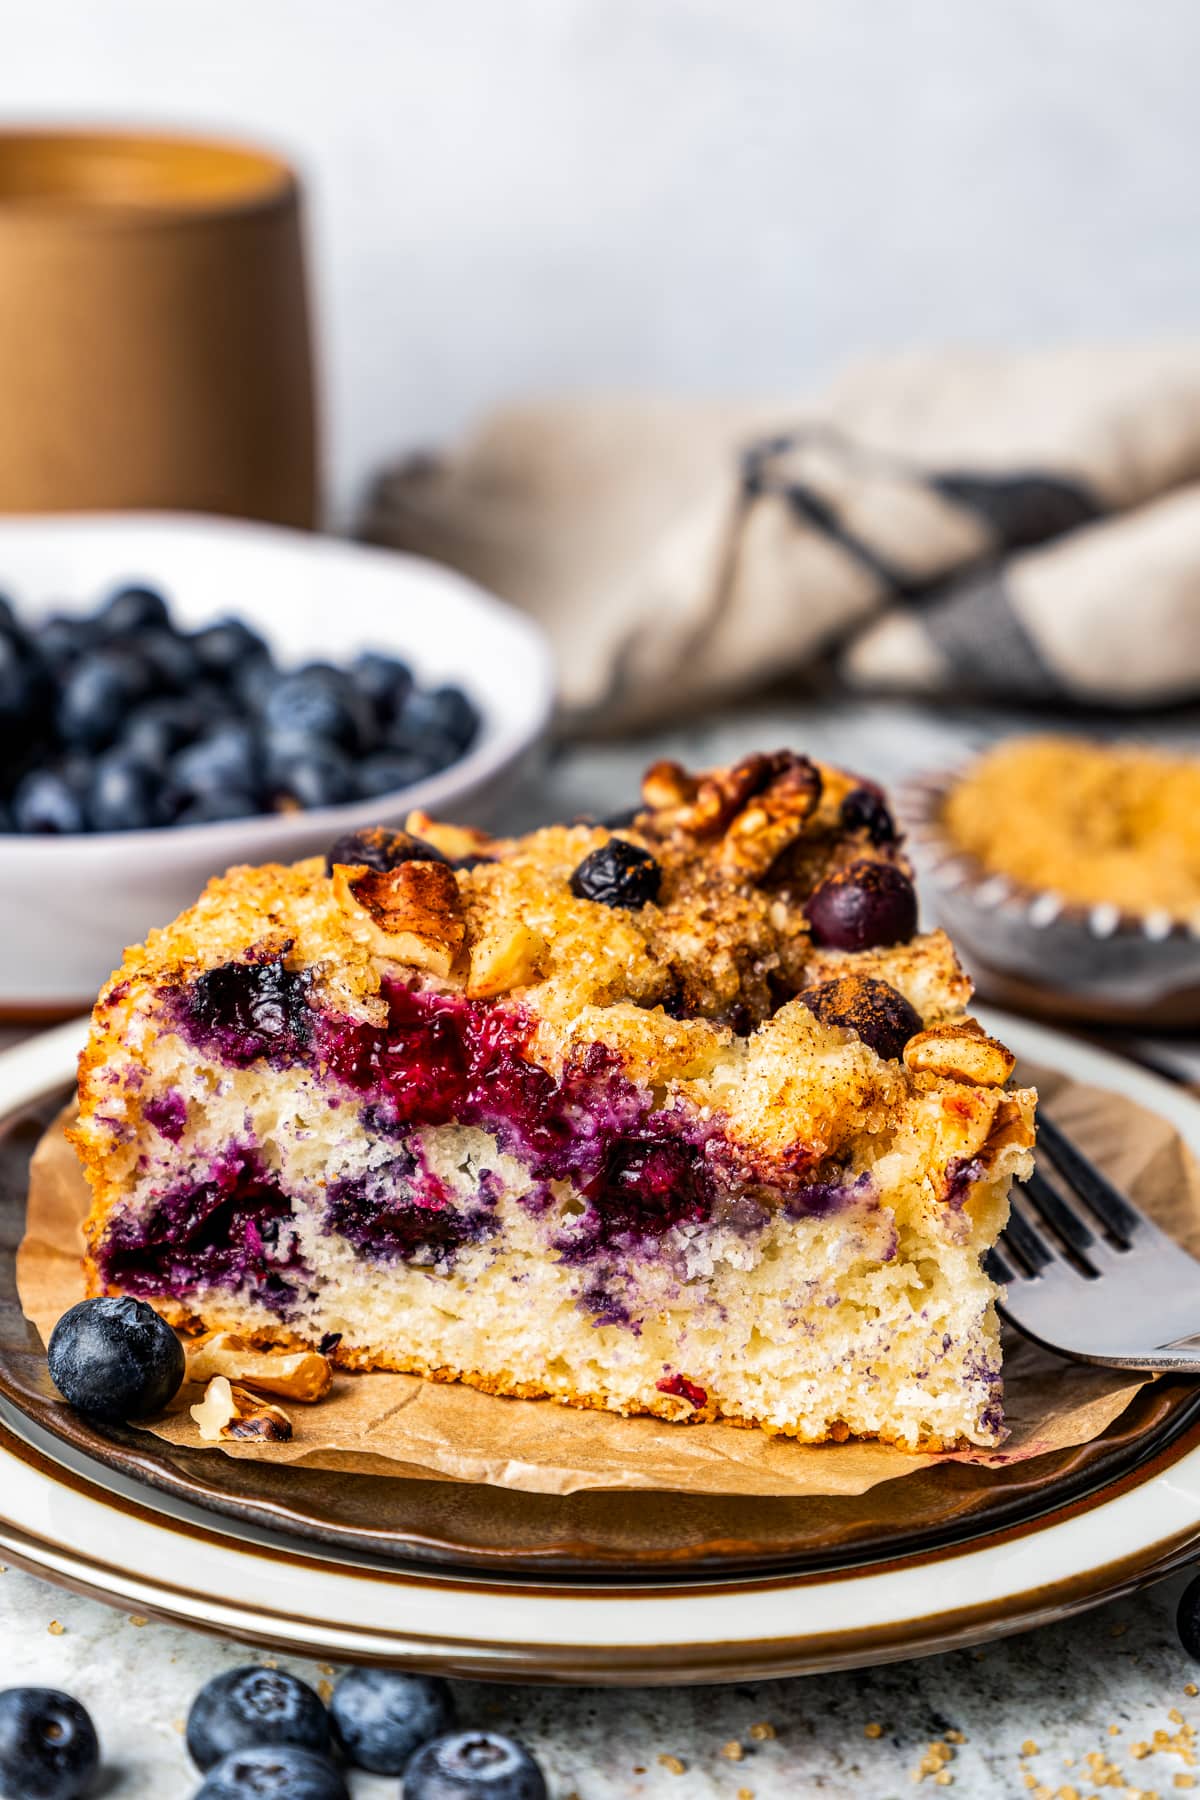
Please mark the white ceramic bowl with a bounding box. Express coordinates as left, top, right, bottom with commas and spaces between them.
0, 512, 555, 1014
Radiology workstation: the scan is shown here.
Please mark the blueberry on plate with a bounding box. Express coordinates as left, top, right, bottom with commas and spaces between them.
135, 626, 202, 693
86, 748, 171, 833
32, 613, 97, 674
190, 617, 272, 681
11, 767, 88, 835
0, 1688, 100, 1800
401, 683, 479, 751
122, 696, 206, 764
186, 1667, 332, 1772
570, 839, 662, 910
193, 1745, 348, 1800
384, 722, 461, 775
47, 1296, 185, 1423
0, 630, 33, 730
263, 664, 374, 754
95, 582, 170, 637
329, 1667, 454, 1774
56, 647, 154, 750
402, 1729, 548, 1799
0, 592, 16, 636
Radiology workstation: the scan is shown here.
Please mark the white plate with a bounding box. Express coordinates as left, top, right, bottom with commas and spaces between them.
1, 1012, 1199, 1680
0, 512, 555, 1011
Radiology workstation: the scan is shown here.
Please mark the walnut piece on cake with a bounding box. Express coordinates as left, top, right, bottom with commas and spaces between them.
71, 750, 1035, 1451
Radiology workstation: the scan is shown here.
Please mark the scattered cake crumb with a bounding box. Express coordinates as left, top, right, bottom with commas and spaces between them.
47, 1620, 64, 1636
1176, 1777, 1196, 1789
318, 1662, 335, 1676
749, 1721, 776, 1742
128, 1615, 148, 1628
737, 1790, 755, 1800
657, 1754, 686, 1774
865, 1722, 884, 1739
1023, 1740, 1041, 1757
317, 1679, 333, 1704
721, 1740, 745, 1760
1186, 1685, 1199, 1699
914, 1741, 956, 1783
944, 1729, 966, 1745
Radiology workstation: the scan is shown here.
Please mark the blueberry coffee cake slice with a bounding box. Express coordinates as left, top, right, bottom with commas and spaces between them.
72, 752, 1036, 1449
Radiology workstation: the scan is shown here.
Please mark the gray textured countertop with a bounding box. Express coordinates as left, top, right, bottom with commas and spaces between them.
5, 695, 1200, 1797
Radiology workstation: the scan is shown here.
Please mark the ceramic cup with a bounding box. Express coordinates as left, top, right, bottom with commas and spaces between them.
0, 128, 318, 525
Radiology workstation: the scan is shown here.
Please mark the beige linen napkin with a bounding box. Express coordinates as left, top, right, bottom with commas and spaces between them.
362, 344, 1200, 732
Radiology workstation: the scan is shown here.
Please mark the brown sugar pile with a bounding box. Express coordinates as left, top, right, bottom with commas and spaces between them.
941, 736, 1200, 921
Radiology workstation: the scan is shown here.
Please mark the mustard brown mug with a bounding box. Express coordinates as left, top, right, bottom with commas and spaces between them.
0, 128, 318, 525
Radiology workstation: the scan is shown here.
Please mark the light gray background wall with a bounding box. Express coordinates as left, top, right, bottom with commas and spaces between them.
6, 0, 1198, 515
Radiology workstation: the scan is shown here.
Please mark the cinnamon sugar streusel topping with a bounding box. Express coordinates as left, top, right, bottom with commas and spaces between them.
942, 736, 1200, 920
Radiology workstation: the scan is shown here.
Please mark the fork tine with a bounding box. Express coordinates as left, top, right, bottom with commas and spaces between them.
1036, 1116, 1141, 1243
1022, 1167, 1096, 1255
1002, 1204, 1053, 1274
985, 1244, 1015, 1284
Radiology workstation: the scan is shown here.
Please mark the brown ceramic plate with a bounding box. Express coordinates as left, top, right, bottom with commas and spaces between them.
3, 1076, 1200, 1584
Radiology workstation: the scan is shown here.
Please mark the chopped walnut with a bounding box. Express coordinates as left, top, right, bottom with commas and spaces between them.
332, 859, 466, 976
641, 752, 823, 876
406, 810, 498, 863
186, 1333, 332, 1402
903, 1020, 1016, 1087
190, 1376, 293, 1442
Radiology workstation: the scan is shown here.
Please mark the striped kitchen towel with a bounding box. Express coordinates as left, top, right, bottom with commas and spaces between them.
361, 344, 1200, 733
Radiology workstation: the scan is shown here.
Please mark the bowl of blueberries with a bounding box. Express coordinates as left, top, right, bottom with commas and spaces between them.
0, 513, 554, 1013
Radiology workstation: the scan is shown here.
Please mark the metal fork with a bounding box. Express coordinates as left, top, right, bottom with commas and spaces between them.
987, 1114, 1200, 1371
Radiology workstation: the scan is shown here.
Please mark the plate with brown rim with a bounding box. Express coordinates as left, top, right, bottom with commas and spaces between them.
1, 1014, 1200, 1630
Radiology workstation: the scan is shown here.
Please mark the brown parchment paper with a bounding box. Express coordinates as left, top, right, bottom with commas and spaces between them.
16, 1063, 1197, 1498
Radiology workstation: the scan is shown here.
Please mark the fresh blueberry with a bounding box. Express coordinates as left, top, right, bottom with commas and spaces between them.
263, 664, 374, 753
266, 739, 357, 809
175, 790, 262, 825
95, 583, 170, 636
839, 784, 898, 847
186, 1667, 332, 1772
171, 724, 262, 801
384, 723, 461, 774
0, 593, 16, 637
0, 631, 33, 730
325, 826, 450, 875
570, 839, 662, 909
190, 618, 272, 682
329, 1667, 454, 1775
122, 696, 206, 763
400, 684, 479, 751
804, 858, 918, 952
355, 751, 438, 798
351, 650, 413, 726
233, 656, 282, 715
135, 626, 202, 693
402, 1729, 548, 1799
12, 767, 88, 834
194, 1745, 348, 1800
799, 974, 922, 1060
1179, 1574, 1200, 1661
33, 613, 97, 673
47, 1295, 185, 1423
0, 1687, 100, 1800
57, 648, 154, 749
86, 748, 171, 832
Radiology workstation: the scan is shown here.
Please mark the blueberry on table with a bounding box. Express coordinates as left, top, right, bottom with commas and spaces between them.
263, 664, 374, 753
804, 858, 918, 951
1178, 1572, 1200, 1660
325, 825, 451, 875
403, 1729, 548, 1799
570, 838, 662, 909
95, 583, 170, 636
193, 1745, 348, 1800
47, 1296, 185, 1423
11, 767, 88, 835
0, 1687, 100, 1799
56, 648, 154, 750
190, 618, 272, 681
86, 748, 171, 833
186, 1667, 332, 1772
330, 1667, 454, 1774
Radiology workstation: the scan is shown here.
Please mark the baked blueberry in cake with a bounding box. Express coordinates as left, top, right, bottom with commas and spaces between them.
71, 751, 1036, 1449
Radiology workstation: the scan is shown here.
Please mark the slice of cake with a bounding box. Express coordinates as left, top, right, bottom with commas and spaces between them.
71, 751, 1035, 1450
